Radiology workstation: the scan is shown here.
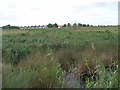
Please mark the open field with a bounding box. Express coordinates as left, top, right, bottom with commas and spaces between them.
2, 26, 119, 88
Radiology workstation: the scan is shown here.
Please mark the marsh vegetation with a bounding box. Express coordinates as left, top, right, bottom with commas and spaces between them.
2, 26, 119, 88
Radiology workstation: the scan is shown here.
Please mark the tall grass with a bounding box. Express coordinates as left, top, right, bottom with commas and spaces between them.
2, 26, 118, 88
86, 61, 119, 88
3, 69, 37, 88
10, 50, 64, 88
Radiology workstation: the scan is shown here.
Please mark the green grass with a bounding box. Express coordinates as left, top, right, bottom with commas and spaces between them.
86, 61, 119, 88
2, 26, 119, 88
3, 51, 64, 88
2, 27, 118, 64
3, 68, 37, 88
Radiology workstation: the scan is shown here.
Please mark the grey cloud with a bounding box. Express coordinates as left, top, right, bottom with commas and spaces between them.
69, 1, 114, 13
8, 5, 17, 8
28, 6, 40, 11
0, 15, 17, 27
0, 13, 17, 22
92, 2, 109, 7
69, 5, 91, 13
70, 1, 117, 13
92, 1, 117, 7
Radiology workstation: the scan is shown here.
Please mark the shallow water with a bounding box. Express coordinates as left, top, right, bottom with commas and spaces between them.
64, 72, 86, 88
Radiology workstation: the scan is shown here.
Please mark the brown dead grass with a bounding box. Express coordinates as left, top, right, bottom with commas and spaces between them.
17, 50, 46, 71
2, 29, 29, 35
55, 47, 117, 77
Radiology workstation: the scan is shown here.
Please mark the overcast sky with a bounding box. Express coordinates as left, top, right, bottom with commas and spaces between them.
0, 0, 119, 26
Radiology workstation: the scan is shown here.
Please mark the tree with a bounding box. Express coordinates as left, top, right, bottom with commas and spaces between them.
78, 23, 82, 27
73, 23, 77, 27
34, 25, 37, 28
67, 23, 71, 27
63, 24, 67, 27
82, 24, 87, 27
47, 23, 53, 28
87, 24, 90, 27
73, 23, 77, 30
2, 24, 20, 29
53, 23, 58, 28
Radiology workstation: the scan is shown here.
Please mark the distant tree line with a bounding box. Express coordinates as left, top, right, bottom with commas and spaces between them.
2, 24, 20, 29
47, 23, 58, 28
47, 23, 93, 28
72, 23, 93, 27
2, 23, 95, 29
2, 23, 115, 30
